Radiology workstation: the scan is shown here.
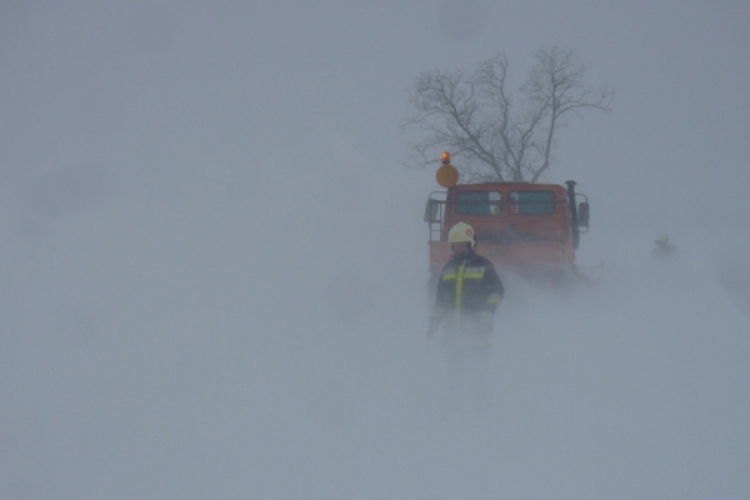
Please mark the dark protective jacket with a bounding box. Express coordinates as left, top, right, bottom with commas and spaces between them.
430, 251, 504, 334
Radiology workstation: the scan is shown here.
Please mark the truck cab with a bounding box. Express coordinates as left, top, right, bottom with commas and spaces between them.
425, 156, 589, 287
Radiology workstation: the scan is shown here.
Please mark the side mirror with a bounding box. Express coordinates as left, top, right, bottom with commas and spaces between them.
424, 199, 441, 222
578, 202, 590, 228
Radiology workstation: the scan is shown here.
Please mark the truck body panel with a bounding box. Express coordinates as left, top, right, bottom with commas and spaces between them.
426, 181, 584, 284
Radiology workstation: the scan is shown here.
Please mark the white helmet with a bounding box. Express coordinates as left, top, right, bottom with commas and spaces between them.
448, 222, 476, 249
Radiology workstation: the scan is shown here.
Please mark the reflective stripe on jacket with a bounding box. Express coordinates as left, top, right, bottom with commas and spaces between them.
431, 251, 504, 328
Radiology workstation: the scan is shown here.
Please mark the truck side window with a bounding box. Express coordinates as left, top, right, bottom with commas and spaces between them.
508, 190, 556, 215
456, 191, 502, 215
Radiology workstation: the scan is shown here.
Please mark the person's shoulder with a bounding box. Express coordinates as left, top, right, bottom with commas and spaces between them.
441, 258, 457, 270
471, 253, 495, 267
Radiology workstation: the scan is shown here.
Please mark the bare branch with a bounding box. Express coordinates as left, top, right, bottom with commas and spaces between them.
404, 47, 613, 182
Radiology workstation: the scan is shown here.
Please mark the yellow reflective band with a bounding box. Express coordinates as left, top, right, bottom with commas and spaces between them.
487, 294, 502, 305
463, 272, 485, 279
455, 260, 466, 325
441, 273, 457, 281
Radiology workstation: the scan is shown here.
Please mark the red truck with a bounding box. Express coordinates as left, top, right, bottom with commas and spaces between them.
425, 152, 590, 288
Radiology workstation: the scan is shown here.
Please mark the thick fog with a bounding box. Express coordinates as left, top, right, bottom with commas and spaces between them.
2, 1, 749, 498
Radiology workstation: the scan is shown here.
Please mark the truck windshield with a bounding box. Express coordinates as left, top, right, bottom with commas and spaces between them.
456, 191, 502, 215
508, 190, 556, 215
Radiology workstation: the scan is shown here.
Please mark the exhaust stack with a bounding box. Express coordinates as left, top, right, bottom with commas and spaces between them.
565, 180, 580, 250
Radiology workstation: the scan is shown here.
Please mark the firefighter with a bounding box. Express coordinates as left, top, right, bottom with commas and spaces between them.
427, 222, 505, 339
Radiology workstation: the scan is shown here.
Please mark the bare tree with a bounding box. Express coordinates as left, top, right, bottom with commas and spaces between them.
403, 47, 613, 183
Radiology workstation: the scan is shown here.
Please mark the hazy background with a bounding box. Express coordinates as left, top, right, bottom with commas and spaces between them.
1, 1, 749, 498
